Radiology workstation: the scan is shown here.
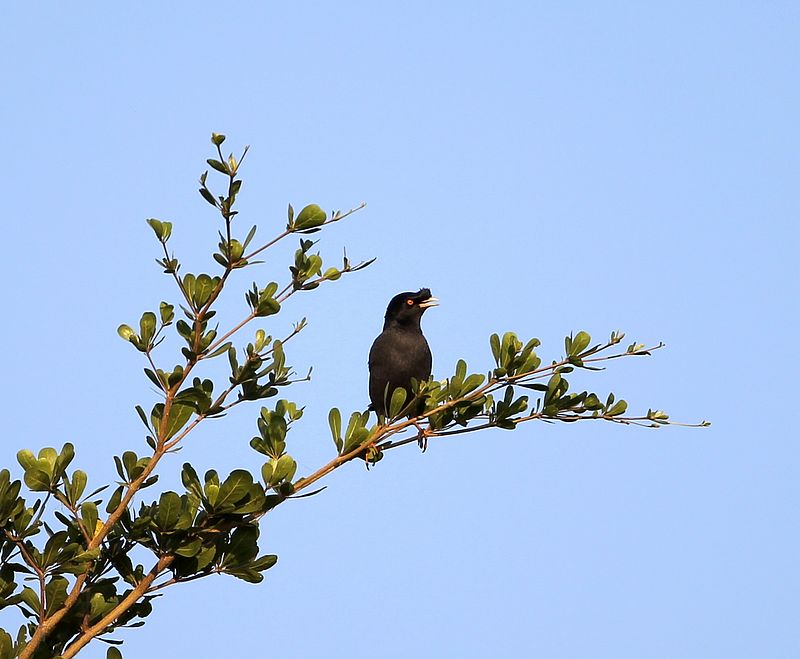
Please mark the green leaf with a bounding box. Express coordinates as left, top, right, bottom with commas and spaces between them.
81, 502, 98, 536
199, 185, 217, 207
205, 341, 232, 359
260, 462, 274, 486
211, 132, 226, 146
0, 630, 12, 659
225, 239, 244, 263
607, 400, 628, 417
175, 538, 203, 558
139, 312, 157, 345
159, 302, 175, 325
348, 256, 376, 272
489, 333, 501, 364
252, 554, 278, 572
522, 383, 549, 392
462, 373, 486, 394
146, 218, 165, 241
16, 449, 36, 471
242, 224, 257, 250
105, 486, 123, 514
72, 547, 103, 563
232, 487, 266, 515
23, 468, 51, 492
582, 393, 600, 410
41, 531, 68, 568
53, 443, 75, 480
255, 287, 280, 317
181, 463, 203, 498
117, 324, 136, 342
518, 351, 542, 375
388, 387, 407, 418
20, 586, 40, 614
162, 403, 194, 440
225, 568, 264, 583
270, 455, 296, 485
70, 469, 88, 504
90, 591, 115, 622
225, 526, 259, 564
215, 470, 253, 510
204, 482, 219, 508
44, 576, 68, 617
155, 491, 181, 529
342, 412, 370, 453
182, 273, 196, 300
37, 447, 57, 470
193, 274, 216, 307
571, 331, 591, 356
122, 451, 137, 479
294, 204, 326, 230
207, 158, 229, 174
141, 475, 159, 489
546, 373, 562, 397
135, 405, 152, 431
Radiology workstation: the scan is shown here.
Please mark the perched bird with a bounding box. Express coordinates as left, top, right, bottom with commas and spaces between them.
368, 288, 438, 418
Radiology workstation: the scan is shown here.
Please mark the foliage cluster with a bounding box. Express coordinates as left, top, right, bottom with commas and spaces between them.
0, 135, 706, 658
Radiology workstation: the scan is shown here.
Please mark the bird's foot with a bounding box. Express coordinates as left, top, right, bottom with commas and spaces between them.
412, 421, 429, 452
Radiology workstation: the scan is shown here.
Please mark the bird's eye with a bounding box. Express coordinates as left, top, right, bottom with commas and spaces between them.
406, 299, 414, 306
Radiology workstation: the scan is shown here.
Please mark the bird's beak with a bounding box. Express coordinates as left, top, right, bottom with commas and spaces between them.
418, 297, 439, 309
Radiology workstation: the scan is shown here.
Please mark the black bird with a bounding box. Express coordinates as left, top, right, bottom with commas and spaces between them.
368, 288, 438, 418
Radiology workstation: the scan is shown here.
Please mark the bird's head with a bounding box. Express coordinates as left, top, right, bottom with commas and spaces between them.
384, 288, 438, 329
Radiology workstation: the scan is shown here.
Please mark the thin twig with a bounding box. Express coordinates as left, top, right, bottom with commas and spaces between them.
201, 311, 256, 357
242, 229, 292, 262
146, 568, 219, 594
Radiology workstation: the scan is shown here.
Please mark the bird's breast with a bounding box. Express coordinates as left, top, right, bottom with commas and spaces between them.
369, 330, 431, 372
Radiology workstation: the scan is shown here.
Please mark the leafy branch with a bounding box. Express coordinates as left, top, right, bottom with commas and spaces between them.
296, 332, 708, 490
0, 135, 707, 659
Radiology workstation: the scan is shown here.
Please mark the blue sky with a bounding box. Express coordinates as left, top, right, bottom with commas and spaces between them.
1, 3, 797, 657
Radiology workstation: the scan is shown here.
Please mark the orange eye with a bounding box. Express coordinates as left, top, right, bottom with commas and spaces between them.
406, 299, 414, 306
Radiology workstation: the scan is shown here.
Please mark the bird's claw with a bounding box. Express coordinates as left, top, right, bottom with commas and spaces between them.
412, 421, 429, 452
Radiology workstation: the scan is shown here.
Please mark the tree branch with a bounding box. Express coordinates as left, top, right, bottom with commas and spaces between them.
292, 342, 682, 495
60, 555, 175, 659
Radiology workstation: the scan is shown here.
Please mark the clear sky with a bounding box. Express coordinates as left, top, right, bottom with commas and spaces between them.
1, 3, 797, 658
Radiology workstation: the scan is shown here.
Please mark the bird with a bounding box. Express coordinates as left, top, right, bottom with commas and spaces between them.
368, 288, 438, 420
